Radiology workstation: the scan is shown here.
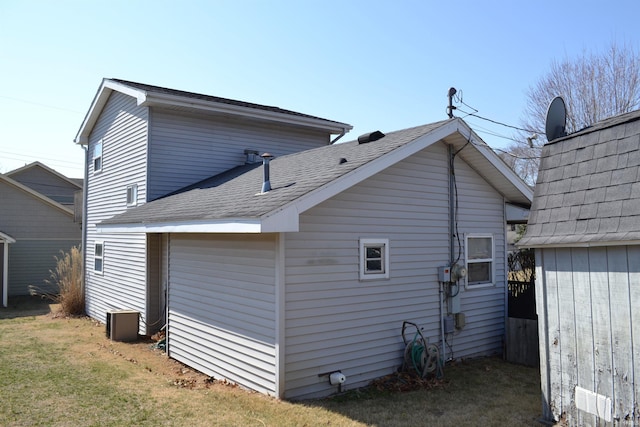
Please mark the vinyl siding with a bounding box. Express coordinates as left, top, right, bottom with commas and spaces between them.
167, 234, 278, 395
8, 239, 79, 295
283, 142, 507, 399
0, 179, 80, 296
147, 109, 330, 200
8, 167, 80, 206
537, 246, 640, 425
84, 91, 149, 331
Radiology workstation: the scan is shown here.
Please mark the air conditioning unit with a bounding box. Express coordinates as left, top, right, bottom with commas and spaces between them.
106, 310, 139, 342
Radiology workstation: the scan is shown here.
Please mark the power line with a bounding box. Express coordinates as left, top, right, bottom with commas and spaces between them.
0, 95, 83, 114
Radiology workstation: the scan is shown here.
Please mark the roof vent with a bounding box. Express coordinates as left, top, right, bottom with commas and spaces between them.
244, 149, 260, 164
261, 153, 274, 193
358, 130, 385, 144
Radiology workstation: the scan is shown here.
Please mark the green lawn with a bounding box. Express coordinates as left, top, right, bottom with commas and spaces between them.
0, 297, 543, 426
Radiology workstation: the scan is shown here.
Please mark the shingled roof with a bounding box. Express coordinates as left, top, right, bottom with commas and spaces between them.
99, 118, 532, 233
518, 109, 640, 247
75, 79, 352, 145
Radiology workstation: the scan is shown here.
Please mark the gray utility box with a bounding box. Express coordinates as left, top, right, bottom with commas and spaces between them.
106, 310, 139, 342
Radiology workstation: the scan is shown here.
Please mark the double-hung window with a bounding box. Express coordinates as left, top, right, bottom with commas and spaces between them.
359, 238, 389, 280
93, 140, 103, 173
126, 184, 138, 206
94, 242, 104, 274
466, 234, 494, 287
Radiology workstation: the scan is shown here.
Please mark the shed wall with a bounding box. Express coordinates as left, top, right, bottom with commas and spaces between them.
167, 233, 278, 395
283, 142, 507, 399
536, 246, 639, 425
84, 91, 149, 331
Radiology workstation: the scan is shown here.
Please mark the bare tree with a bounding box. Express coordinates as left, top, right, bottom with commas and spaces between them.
506, 41, 640, 185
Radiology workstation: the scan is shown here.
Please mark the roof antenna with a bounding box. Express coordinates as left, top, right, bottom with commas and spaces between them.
447, 87, 457, 119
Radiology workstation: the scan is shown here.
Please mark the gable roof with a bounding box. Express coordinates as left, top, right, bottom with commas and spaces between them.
518, 109, 640, 248
0, 174, 75, 217
6, 161, 82, 190
99, 118, 532, 233
74, 79, 352, 145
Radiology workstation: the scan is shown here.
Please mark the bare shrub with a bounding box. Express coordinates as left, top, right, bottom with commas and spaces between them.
46, 246, 84, 316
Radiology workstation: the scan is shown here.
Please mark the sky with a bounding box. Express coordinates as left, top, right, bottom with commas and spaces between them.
1, 0, 639, 179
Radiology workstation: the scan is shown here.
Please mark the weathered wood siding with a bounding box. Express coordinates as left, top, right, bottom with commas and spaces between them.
147, 109, 330, 200
283, 142, 507, 399
536, 246, 640, 425
0, 179, 80, 296
167, 234, 278, 395
84, 91, 149, 331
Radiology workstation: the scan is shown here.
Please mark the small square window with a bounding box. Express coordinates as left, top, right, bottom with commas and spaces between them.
466, 235, 494, 287
126, 184, 138, 206
94, 242, 104, 274
93, 140, 103, 173
360, 238, 389, 280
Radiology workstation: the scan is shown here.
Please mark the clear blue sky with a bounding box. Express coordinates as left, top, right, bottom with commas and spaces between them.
1, 0, 639, 178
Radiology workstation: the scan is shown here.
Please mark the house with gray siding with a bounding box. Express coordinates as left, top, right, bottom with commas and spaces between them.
7, 161, 82, 208
519, 109, 640, 425
76, 79, 532, 400
0, 167, 81, 305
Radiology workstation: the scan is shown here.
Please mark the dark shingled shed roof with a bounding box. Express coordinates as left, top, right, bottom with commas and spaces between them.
518, 109, 640, 247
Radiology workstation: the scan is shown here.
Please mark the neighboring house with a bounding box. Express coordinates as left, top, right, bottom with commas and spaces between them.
6, 161, 82, 208
519, 110, 640, 425
0, 165, 82, 305
76, 78, 532, 399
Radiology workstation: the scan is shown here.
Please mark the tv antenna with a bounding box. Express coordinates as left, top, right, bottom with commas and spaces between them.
545, 96, 567, 141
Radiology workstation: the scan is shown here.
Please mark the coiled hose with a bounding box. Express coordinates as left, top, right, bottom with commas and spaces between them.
402, 321, 444, 379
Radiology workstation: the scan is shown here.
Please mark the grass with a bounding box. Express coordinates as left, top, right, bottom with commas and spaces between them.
0, 297, 544, 426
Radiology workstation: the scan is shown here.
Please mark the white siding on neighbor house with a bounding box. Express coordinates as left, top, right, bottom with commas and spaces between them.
84, 91, 149, 331
536, 246, 640, 425
147, 109, 331, 200
283, 142, 507, 399
167, 234, 278, 395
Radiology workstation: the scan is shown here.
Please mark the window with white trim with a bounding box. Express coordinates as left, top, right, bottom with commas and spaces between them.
465, 234, 494, 287
93, 140, 103, 173
126, 184, 138, 206
359, 238, 389, 280
94, 242, 104, 274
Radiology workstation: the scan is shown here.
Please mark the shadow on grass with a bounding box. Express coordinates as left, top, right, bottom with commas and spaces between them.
0, 295, 53, 319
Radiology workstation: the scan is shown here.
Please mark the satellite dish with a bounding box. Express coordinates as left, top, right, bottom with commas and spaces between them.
545, 96, 567, 141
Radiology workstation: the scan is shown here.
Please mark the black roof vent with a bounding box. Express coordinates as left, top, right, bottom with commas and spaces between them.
358, 130, 385, 144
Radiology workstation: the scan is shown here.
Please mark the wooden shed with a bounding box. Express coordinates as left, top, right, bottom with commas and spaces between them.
519, 110, 640, 425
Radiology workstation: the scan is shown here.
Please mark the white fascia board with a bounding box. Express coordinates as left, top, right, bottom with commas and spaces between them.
74, 79, 147, 145
143, 92, 352, 134
264, 120, 460, 220
0, 232, 16, 244
455, 120, 534, 203
96, 219, 265, 234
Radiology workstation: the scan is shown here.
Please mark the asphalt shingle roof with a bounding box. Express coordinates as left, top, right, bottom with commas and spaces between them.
518, 109, 640, 247
101, 120, 450, 226
111, 79, 348, 127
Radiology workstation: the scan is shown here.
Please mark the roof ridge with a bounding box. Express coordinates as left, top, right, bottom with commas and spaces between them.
109, 78, 349, 126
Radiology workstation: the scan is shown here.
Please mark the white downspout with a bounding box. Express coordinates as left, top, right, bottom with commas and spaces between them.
2, 241, 8, 308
